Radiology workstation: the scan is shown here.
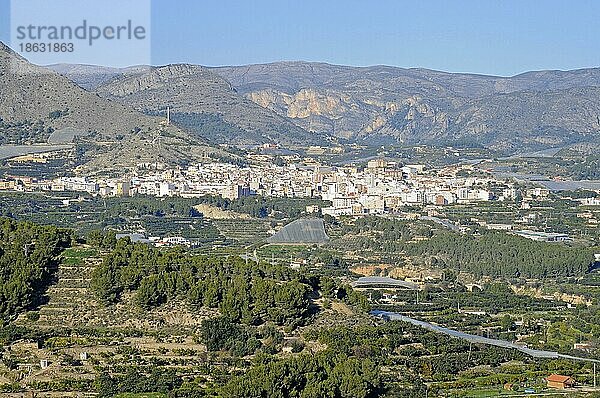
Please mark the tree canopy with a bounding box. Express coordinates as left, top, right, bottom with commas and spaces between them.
91, 239, 313, 326
409, 231, 595, 278
0, 218, 72, 324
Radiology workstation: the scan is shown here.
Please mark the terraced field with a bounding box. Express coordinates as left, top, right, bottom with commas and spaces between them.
33, 248, 103, 329
4, 247, 215, 396
212, 218, 272, 245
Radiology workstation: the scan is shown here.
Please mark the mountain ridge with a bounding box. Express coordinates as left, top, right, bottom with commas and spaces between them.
44, 59, 600, 153
212, 62, 600, 150
58, 62, 324, 146
0, 42, 231, 174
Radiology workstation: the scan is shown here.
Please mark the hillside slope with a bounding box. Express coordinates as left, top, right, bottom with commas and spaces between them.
47, 63, 150, 90
0, 43, 227, 173
48, 59, 600, 152
0, 42, 155, 140
214, 62, 600, 151
92, 64, 322, 146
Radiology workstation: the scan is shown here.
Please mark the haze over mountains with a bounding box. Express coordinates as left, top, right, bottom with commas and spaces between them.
48, 59, 600, 153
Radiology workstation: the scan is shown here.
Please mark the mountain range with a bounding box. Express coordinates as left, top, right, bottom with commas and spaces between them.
49, 59, 600, 153
2, 40, 600, 167
213, 62, 600, 151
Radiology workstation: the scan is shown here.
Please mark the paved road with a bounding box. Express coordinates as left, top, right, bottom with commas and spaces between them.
372, 310, 600, 363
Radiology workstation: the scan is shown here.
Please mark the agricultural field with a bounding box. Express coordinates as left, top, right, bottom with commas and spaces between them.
1, 195, 600, 397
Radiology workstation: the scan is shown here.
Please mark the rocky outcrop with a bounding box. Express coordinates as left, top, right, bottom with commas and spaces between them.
93, 64, 319, 146
215, 62, 600, 152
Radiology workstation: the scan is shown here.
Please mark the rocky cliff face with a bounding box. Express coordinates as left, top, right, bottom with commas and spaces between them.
92, 64, 320, 146
48, 59, 600, 152
214, 62, 600, 151
246, 88, 377, 139
242, 87, 466, 144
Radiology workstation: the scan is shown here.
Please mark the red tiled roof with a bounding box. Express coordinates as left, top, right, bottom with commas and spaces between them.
547, 374, 573, 383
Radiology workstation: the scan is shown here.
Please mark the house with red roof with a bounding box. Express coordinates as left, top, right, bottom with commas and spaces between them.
546, 374, 575, 389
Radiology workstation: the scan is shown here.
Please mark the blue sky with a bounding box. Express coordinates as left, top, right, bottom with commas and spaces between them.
1, 0, 599, 76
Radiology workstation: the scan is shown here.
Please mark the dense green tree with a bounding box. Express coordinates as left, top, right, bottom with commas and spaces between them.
220, 351, 381, 398
200, 316, 261, 356
0, 218, 72, 323
408, 231, 594, 278
90, 240, 313, 325
86, 230, 117, 250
